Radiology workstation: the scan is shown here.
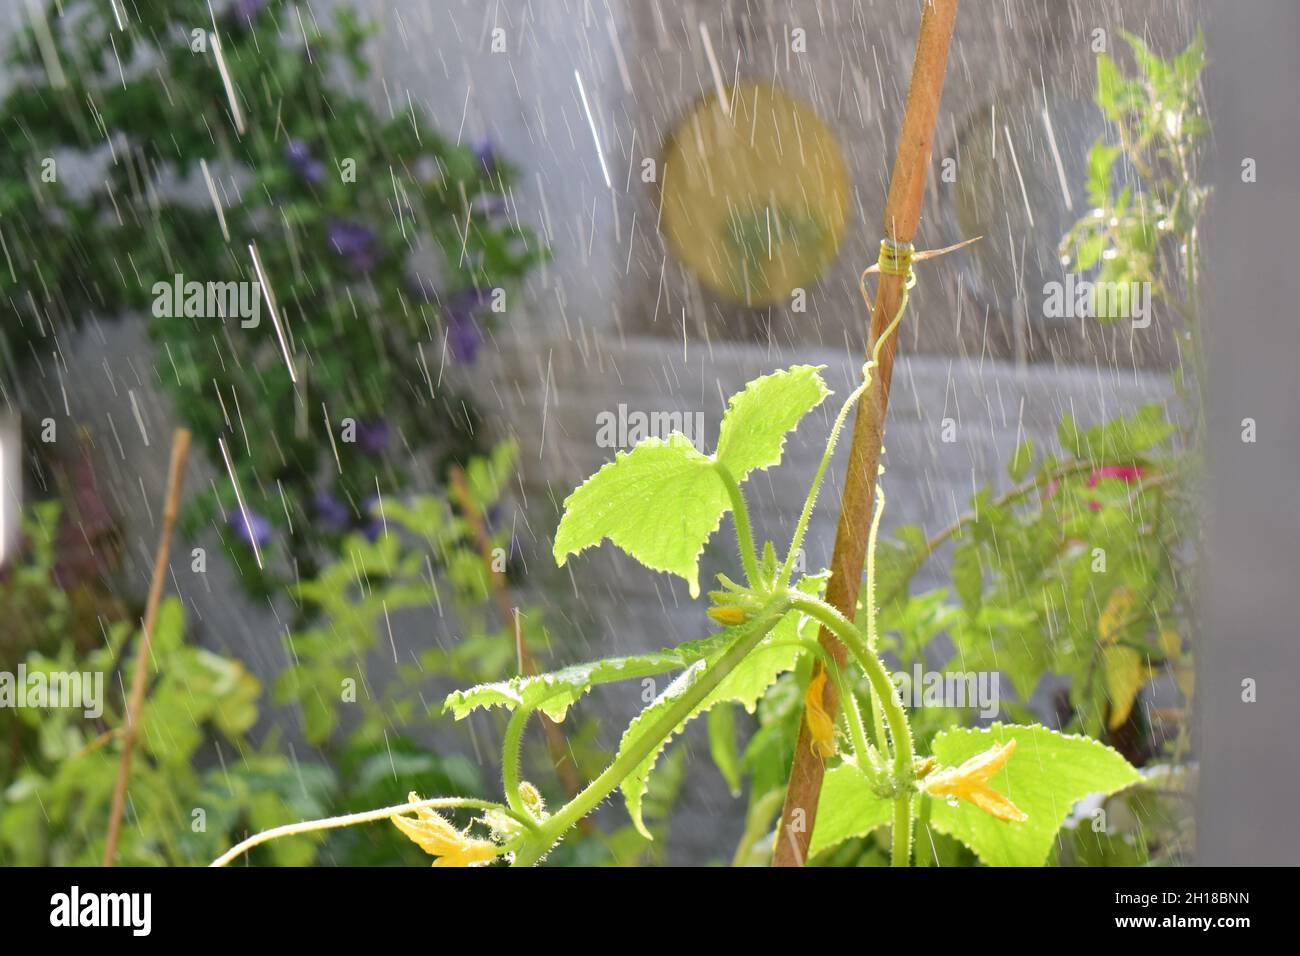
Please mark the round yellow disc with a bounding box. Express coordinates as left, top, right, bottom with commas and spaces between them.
661, 82, 850, 306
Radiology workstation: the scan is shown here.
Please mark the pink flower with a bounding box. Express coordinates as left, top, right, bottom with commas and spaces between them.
1087, 465, 1146, 487
1085, 464, 1147, 510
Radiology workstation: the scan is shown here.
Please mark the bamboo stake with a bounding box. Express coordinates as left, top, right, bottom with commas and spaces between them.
447, 466, 587, 808
104, 428, 192, 866
772, 0, 961, 867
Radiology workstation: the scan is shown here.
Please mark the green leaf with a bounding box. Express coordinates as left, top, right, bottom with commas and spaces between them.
1085, 403, 1175, 461
617, 575, 826, 838
715, 365, 831, 481
707, 705, 743, 797
1121, 31, 1172, 94
618, 627, 806, 838
951, 542, 983, 612
1102, 644, 1145, 731
150, 597, 187, 655
1095, 54, 1138, 121
809, 760, 894, 858
1086, 139, 1120, 209
1172, 29, 1206, 90
443, 629, 741, 722
1057, 413, 1085, 457
1008, 438, 1036, 483
553, 434, 727, 597
927, 723, 1142, 866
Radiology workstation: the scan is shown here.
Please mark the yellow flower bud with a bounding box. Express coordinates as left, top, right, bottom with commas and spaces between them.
804, 669, 837, 758
518, 782, 546, 816
707, 605, 747, 627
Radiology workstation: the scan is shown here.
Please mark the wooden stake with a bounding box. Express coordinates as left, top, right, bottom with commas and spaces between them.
772, 0, 961, 868
104, 428, 191, 866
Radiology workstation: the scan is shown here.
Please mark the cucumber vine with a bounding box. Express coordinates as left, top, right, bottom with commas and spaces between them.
212, 271, 1142, 867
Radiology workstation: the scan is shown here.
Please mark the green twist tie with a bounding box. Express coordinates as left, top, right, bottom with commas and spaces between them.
876, 238, 917, 285
857, 234, 981, 375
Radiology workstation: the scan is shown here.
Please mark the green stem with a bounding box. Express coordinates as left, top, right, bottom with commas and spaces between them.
209, 796, 527, 868
715, 462, 763, 587
790, 594, 915, 867
512, 601, 791, 866
502, 705, 531, 815
914, 794, 935, 867
778, 285, 910, 590
863, 484, 888, 653
778, 377, 873, 589
773, 639, 882, 781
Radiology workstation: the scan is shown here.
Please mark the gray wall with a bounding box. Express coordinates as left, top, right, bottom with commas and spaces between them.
1198, 0, 1300, 867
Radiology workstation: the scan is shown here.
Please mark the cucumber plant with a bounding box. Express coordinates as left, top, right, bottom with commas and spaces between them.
213, 310, 1143, 868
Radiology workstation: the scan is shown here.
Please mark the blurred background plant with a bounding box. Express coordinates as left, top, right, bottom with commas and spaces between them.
0, 502, 337, 865
0, 0, 563, 867
0, 0, 545, 597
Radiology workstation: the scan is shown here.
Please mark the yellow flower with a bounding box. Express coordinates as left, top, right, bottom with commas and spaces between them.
804, 669, 837, 758
391, 793, 498, 867
924, 740, 1027, 823
707, 605, 747, 627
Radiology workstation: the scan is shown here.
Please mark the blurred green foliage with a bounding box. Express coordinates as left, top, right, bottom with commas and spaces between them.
0, 0, 546, 595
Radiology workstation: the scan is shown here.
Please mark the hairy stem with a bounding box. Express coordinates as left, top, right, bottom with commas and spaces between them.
779, 377, 872, 589
791, 594, 915, 866
502, 705, 532, 815
715, 463, 763, 587
209, 796, 527, 868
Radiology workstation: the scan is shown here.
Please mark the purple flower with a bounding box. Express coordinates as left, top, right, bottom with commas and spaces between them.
442, 286, 493, 364
327, 219, 379, 274
447, 312, 485, 364
313, 491, 351, 533
358, 496, 384, 542
229, 508, 271, 549
285, 139, 325, 185
472, 137, 499, 175
230, 0, 268, 26
355, 418, 391, 456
